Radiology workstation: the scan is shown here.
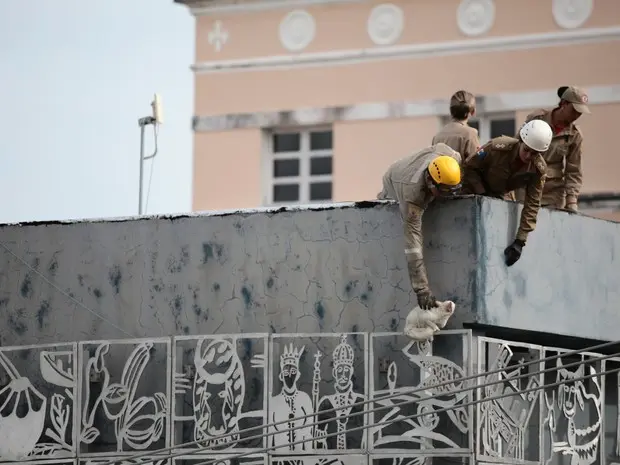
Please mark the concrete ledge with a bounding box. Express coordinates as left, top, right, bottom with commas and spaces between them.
0, 201, 412, 345
0, 200, 396, 227
0, 197, 617, 346
424, 196, 620, 341
471, 196, 620, 341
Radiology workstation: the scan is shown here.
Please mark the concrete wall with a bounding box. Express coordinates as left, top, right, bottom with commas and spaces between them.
473, 196, 620, 341
0, 197, 618, 347
0, 202, 418, 346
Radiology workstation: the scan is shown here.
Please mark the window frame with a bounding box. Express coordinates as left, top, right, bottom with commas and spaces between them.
262, 126, 334, 206
472, 112, 517, 145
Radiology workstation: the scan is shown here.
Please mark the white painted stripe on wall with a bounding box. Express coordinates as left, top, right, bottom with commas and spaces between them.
192, 84, 620, 132
191, 26, 620, 74
187, 0, 366, 16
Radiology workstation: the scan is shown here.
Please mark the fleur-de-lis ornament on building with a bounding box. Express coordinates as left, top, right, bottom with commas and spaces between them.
208, 20, 229, 52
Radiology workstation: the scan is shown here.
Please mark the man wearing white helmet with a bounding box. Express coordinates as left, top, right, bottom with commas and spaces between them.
461, 120, 553, 266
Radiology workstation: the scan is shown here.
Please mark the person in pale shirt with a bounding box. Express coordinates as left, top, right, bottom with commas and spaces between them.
377, 144, 462, 310
433, 90, 481, 163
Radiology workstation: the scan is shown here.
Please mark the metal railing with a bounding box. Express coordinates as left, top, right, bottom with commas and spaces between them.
0, 332, 617, 464
81, 336, 620, 465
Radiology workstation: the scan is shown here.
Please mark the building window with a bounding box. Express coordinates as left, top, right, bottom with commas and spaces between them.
265, 128, 333, 205
473, 113, 516, 145
443, 113, 516, 145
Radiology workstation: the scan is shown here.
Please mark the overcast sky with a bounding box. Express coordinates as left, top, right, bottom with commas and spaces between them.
0, 0, 194, 224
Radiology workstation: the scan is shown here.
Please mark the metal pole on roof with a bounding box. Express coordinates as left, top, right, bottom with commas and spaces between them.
137, 94, 163, 215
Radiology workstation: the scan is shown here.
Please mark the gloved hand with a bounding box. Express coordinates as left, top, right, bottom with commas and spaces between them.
565, 203, 578, 212
416, 290, 437, 310
504, 239, 525, 267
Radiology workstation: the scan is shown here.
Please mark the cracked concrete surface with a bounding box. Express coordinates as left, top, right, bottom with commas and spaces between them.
0, 197, 617, 346
0, 201, 420, 345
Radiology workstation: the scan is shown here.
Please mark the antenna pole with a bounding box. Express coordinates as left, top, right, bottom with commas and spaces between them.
137, 116, 156, 215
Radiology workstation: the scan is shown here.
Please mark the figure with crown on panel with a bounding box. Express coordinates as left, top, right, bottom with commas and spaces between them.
314, 334, 366, 451
269, 343, 314, 452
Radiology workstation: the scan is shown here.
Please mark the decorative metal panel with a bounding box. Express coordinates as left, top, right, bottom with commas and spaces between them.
0, 331, 618, 465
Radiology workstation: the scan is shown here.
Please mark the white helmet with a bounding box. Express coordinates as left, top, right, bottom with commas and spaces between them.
519, 120, 553, 152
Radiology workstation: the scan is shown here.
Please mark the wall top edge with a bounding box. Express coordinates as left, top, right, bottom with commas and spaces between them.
9, 195, 619, 229
481, 196, 620, 229
0, 200, 402, 228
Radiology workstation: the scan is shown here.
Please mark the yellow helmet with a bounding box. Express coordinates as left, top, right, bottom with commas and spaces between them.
428, 155, 461, 186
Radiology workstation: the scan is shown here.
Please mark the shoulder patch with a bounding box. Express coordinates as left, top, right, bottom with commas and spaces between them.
475, 146, 487, 159
491, 136, 517, 151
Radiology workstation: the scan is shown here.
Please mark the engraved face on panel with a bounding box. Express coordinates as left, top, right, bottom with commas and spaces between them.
193, 338, 244, 443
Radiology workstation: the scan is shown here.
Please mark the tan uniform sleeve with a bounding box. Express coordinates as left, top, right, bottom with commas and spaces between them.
403, 203, 430, 295
565, 132, 583, 206
462, 131, 481, 162
463, 144, 490, 194
516, 172, 545, 243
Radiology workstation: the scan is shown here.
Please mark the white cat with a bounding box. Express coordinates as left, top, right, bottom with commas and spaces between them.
403, 300, 456, 342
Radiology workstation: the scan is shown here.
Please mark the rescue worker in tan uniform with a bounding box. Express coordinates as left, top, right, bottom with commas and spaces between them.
432, 90, 481, 163
462, 120, 553, 267
520, 85, 590, 211
378, 143, 462, 310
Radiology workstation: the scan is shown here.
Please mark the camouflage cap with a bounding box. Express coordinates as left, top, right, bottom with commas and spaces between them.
557, 85, 591, 114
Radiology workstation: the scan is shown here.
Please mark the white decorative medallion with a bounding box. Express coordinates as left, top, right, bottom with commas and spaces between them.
367, 3, 405, 46
208, 20, 229, 52
552, 0, 593, 29
279, 10, 316, 52
457, 0, 495, 37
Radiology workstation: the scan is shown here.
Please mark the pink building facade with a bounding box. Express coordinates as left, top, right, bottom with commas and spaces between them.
176, 0, 620, 220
